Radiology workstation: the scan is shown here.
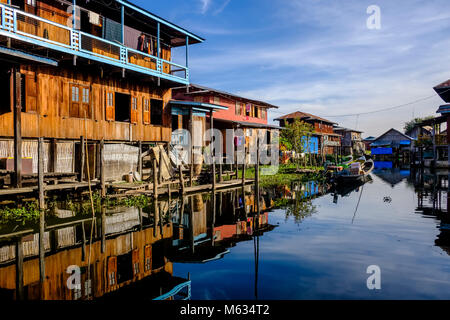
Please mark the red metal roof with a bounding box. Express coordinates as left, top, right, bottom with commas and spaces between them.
274, 111, 336, 125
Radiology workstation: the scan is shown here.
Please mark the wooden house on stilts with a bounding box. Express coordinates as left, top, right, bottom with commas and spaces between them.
0, 0, 203, 191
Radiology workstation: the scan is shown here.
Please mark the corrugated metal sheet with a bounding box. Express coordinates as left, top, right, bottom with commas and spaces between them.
103, 144, 139, 181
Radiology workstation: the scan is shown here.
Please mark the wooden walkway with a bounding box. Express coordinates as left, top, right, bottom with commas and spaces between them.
108, 179, 254, 198
0, 181, 99, 196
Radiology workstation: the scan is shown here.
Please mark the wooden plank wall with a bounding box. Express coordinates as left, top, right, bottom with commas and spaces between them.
0, 64, 172, 142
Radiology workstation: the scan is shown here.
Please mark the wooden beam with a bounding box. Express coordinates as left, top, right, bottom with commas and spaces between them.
38, 137, 46, 298
15, 236, 24, 300
210, 111, 216, 191
13, 69, 22, 188
80, 136, 85, 182
50, 138, 58, 173
100, 140, 105, 198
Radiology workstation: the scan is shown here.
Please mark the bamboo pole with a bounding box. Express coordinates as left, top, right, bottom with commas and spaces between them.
80, 136, 85, 182
153, 158, 158, 199
100, 140, 106, 198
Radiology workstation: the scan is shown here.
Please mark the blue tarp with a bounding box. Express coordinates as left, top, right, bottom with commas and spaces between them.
399, 140, 411, 145
372, 147, 393, 155
374, 161, 393, 169
302, 136, 319, 154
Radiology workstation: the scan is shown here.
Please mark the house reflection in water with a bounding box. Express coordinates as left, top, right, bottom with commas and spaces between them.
0, 186, 278, 300
412, 169, 450, 255
170, 186, 276, 264
0, 204, 187, 301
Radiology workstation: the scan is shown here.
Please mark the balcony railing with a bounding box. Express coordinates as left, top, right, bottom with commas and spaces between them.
0, 3, 189, 84
435, 134, 447, 146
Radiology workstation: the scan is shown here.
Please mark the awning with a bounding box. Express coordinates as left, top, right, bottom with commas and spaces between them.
213, 118, 283, 130
170, 100, 228, 114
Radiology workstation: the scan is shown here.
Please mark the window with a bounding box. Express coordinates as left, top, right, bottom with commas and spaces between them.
82, 88, 89, 104
254, 106, 259, 118
115, 92, 131, 122
213, 96, 220, 105
70, 85, 90, 118
131, 97, 138, 124
72, 86, 79, 103
235, 101, 242, 116
245, 103, 251, 117
150, 99, 163, 125
105, 91, 115, 121
143, 98, 150, 124
261, 109, 266, 120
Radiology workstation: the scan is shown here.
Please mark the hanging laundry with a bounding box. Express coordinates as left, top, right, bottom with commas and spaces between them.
103, 18, 122, 43
89, 11, 101, 26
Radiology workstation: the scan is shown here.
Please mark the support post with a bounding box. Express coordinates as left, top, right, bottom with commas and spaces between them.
81, 221, 86, 261
153, 158, 158, 199
189, 108, 194, 187
242, 145, 246, 186
38, 137, 46, 297
13, 69, 22, 188
15, 237, 24, 300
256, 136, 260, 229
210, 111, 216, 191
80, 136, 85, 182
158, 148, 163, 185
100, 140, 106, 197
101, 206, 106, 253
50, 138, 57, 174
179, 165, 185, 195
138, 141, 142, 179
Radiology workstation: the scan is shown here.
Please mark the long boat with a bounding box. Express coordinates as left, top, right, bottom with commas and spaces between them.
335, 159, 375, 183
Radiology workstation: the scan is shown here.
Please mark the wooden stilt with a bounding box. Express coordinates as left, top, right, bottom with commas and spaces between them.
189, 108, 194, 187
210, 111, 216, 191
100, 140, 106, 198
179, 165, 185, 195
138, 141, 143, 179
153, 158, 158, 199
158, 147, 163, 185
13, 68, 22, 188
81, 221, 86, 261
50, 138, 58, 174
15, 237, 24, 300
80, 136, 85, 182
189, 196, 195, 254
101, 206, 106, 253
242, 145, 247, 186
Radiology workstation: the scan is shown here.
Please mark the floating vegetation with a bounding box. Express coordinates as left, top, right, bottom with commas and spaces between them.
0, 201, 41, 225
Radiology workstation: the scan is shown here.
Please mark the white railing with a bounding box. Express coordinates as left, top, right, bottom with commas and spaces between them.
0, 3, 189, 83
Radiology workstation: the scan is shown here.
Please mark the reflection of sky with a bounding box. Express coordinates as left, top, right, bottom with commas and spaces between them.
174, 174, 450, 300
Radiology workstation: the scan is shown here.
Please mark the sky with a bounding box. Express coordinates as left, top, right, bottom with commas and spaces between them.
133, 0, 450, 137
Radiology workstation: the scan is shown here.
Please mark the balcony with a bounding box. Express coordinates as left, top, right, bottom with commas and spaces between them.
435, 134, 447, 146
0, 3, 190, 84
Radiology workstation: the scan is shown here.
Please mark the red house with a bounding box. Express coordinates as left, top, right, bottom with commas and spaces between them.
172, 84, 280, 161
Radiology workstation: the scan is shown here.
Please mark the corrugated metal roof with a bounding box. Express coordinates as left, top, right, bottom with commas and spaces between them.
274, 111, 336, 125
173, 84, 279, 109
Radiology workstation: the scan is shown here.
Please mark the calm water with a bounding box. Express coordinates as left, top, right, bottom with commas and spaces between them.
0, 168, 449, 300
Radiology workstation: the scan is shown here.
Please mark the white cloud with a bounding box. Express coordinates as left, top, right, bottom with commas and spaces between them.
188, 0, 450, 136
200, 0, 211, 14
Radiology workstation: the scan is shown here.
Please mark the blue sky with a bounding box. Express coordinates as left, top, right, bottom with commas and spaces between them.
134, 0, 450, 137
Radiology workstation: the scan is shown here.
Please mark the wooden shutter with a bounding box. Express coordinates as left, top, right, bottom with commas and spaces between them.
131, 97, 138, 124
105, 91, 115, 121
144, 245, 152, 272
70, 85, 80, 118
80, 86, 91, 119
107, 256, 117, 287
132, 249, 140, 276
25, 73, 37, 113
143, 98, 150, 125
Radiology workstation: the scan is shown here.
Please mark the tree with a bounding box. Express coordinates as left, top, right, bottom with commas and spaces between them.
404, 116, 434, 134
280, 119, 315, 168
